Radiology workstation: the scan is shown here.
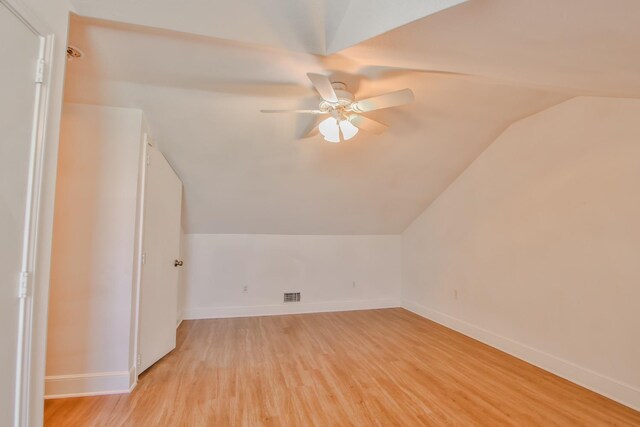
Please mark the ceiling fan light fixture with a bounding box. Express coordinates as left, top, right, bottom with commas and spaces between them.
339, 119, 359, 140
261, 73, 413, 142
319, 117, 341, 143
319, 116, 359, 143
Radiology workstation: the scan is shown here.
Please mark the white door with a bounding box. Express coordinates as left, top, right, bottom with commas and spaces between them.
0, 2, 44, 424
138, 144, 183, 373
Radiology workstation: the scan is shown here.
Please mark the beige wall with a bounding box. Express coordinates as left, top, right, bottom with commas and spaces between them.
182, 234, 401, 319
402, 96, 640, 410
47, 104, 145, 395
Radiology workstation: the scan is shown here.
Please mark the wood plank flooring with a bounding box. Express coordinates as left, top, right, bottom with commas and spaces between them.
44, 308, 640, 426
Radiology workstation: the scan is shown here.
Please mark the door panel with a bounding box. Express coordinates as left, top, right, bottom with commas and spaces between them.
138, 144, 182, 373
0, 2, 42, 422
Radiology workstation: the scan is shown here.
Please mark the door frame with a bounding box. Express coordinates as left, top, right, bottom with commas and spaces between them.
1, 0, 54, 425
132, 134, 151, 381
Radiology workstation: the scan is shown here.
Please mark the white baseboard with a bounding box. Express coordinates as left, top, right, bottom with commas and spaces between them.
183, 298, 401, 320
45, 366, 136, 399
403, 300, 640, 411
177, 309, 184, 326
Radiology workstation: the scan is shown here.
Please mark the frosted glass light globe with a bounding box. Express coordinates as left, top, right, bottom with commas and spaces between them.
339, 119, 359, 140
319, 117, 340, 143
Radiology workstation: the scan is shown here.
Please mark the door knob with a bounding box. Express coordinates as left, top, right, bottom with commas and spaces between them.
174, 260, 183, 267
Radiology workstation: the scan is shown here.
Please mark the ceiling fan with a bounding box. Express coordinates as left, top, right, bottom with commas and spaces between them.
261, 73, 415, 143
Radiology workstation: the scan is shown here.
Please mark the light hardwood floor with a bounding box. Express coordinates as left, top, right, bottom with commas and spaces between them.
44, 308, 640, 426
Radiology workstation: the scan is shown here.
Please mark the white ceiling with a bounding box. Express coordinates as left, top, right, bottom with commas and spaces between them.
343, 0, 640, 97
69, 0, 466, 55
63, 0, 640, 234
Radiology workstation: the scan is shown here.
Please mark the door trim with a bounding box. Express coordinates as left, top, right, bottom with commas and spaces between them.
1, 1, 54, 426
132, 134, 151, 381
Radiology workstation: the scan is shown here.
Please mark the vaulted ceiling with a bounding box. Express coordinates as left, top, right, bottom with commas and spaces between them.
68, 0, 468, 54
63, 0, 640, 234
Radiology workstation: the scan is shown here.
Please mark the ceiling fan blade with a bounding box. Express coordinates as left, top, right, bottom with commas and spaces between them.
353, 89, 414, 112
260, 109, 324, 114
348, 114, 388, 134
307, 73, 338, 103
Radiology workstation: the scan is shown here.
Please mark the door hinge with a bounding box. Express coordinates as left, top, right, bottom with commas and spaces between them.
142, 252, 146, 264
18, 271, 31, 299
145, 152, 150, 166
35, 58, 45, 84
136, 353, 142, 369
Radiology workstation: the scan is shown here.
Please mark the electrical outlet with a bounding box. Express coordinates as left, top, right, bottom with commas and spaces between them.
242, 285, 248, 293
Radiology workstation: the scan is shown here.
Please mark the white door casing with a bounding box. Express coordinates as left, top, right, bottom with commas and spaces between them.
0, 1, 51, 425
137, 144, 183, 373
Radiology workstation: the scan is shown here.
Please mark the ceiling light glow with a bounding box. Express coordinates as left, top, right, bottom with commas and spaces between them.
319, 116, 359, 143
339, 119, 359, 140
319, 117, 341, 143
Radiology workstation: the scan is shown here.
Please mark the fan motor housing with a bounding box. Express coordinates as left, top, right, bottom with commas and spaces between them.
319, 82, 354, 113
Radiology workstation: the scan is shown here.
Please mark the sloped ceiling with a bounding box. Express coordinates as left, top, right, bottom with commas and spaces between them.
324, 0, 467, 54
69, 0, 466, 55
63, 1, 640, 234
342, 0, 640, 97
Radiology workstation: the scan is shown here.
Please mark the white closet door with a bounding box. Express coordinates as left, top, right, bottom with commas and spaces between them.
138, 144, 183, 373
0, 2, 43, 423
